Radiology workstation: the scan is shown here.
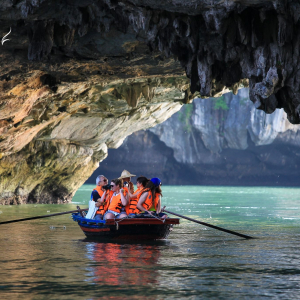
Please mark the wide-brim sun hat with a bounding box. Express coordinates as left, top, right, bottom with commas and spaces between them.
150, 177, 161, 187
118, 169, 136, 179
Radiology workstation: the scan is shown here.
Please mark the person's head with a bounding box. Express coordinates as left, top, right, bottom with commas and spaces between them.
145, 177, 162, 194
96, 175, 108, 187
150, 177, 161, 187
118, 170, 136, 183
136, 176, 149, 188
111, 178, 122, 192
121, 178, 130, 187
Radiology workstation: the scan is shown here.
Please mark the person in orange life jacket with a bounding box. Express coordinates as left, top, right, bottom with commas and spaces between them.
118, 170, 135, 195
126, 176, 149, 216
104, 178, 129, 220
136, 177, 166, 218
91, 175, 109, 220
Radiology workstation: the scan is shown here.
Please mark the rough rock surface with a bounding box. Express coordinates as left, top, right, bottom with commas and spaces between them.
150, 88, 300, 158
96, 88, 300, 186
0, 73, 189, 204
1, 0, 300, 202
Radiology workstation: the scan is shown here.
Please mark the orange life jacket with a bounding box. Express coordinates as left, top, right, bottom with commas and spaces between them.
93, 186, 108, 215
136, 189, 161, 213
125, 187, 143, 214
93, 186, 104, 199
142, 190, 153, 211
107, 190, 127, 213
153, 193, 161, 211
132, 188, 152, 212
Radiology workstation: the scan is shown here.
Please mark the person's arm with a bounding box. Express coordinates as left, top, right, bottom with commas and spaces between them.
120, 189, 128, 206
128, 189, 141, 199
156, 195, 161, 214
127, 189, 134, 199
136, 192, 152, 214
95, 190, 107, 207
129, 181, 134, 194
92, 190, 100, 201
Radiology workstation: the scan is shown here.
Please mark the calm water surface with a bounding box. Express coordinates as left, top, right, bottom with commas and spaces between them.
0, 185, 299, 299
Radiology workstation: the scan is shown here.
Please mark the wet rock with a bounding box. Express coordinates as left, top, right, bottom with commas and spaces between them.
2, 0, 300, 202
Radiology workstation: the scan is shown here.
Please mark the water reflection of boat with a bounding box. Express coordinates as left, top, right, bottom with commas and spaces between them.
86, 242, 161, 287
72, 213, 180, 240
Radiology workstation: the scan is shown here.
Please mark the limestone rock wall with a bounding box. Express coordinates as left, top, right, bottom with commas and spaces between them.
151, 88, 300, 163
96, 88, 300, 186
111, 0, 300, 123
0, 73, 189, 204
2, 0, 300, 202
2, 0, 300, 122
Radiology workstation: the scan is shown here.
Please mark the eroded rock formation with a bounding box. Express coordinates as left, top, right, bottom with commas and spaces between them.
0, 72, 189, 204
97, 88, 300, 186
1, 0, 300, 203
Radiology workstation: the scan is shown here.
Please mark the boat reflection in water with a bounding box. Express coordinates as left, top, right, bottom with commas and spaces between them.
85, 242, 161, 288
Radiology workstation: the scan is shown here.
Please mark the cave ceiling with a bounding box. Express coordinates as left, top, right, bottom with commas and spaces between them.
0, 0, 300, 203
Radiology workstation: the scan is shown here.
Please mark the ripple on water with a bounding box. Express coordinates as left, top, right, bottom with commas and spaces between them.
0, 185, 299, 299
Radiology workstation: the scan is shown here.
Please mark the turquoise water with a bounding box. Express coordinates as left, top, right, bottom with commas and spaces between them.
0, 185, 299, 299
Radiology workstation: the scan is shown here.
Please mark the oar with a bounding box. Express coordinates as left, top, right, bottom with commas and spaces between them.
162, 207, 254, 239
0, 207, 87, 225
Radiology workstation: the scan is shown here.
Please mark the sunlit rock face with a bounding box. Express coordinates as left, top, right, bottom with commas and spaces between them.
1, 1, 198, 204
98, 88, 300, 186
151, 89, 300, 185
0, 71, 189, 204
1, 0, 300, 202
151, 88, 300, 162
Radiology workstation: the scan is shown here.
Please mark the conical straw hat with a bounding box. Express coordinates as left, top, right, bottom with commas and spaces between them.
118, 169, 136, 179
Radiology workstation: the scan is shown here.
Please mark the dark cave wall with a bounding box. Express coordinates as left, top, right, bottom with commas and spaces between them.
2, 1, 300, 122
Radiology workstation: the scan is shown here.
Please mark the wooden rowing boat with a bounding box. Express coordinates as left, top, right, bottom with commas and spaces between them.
72, 212, 180, 240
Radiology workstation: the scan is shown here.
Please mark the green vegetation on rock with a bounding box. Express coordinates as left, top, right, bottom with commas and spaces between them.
213, 96, 229, 110
178, 103, 193, 132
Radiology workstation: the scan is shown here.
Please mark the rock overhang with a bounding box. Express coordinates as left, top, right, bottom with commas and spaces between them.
2, 0, 300, 119
1, 0, 300, 203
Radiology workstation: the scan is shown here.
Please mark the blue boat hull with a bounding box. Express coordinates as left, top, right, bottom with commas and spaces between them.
72, 213, 180, 240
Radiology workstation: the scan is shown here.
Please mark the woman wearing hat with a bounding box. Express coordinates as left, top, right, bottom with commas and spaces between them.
118, 169, 135, 194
